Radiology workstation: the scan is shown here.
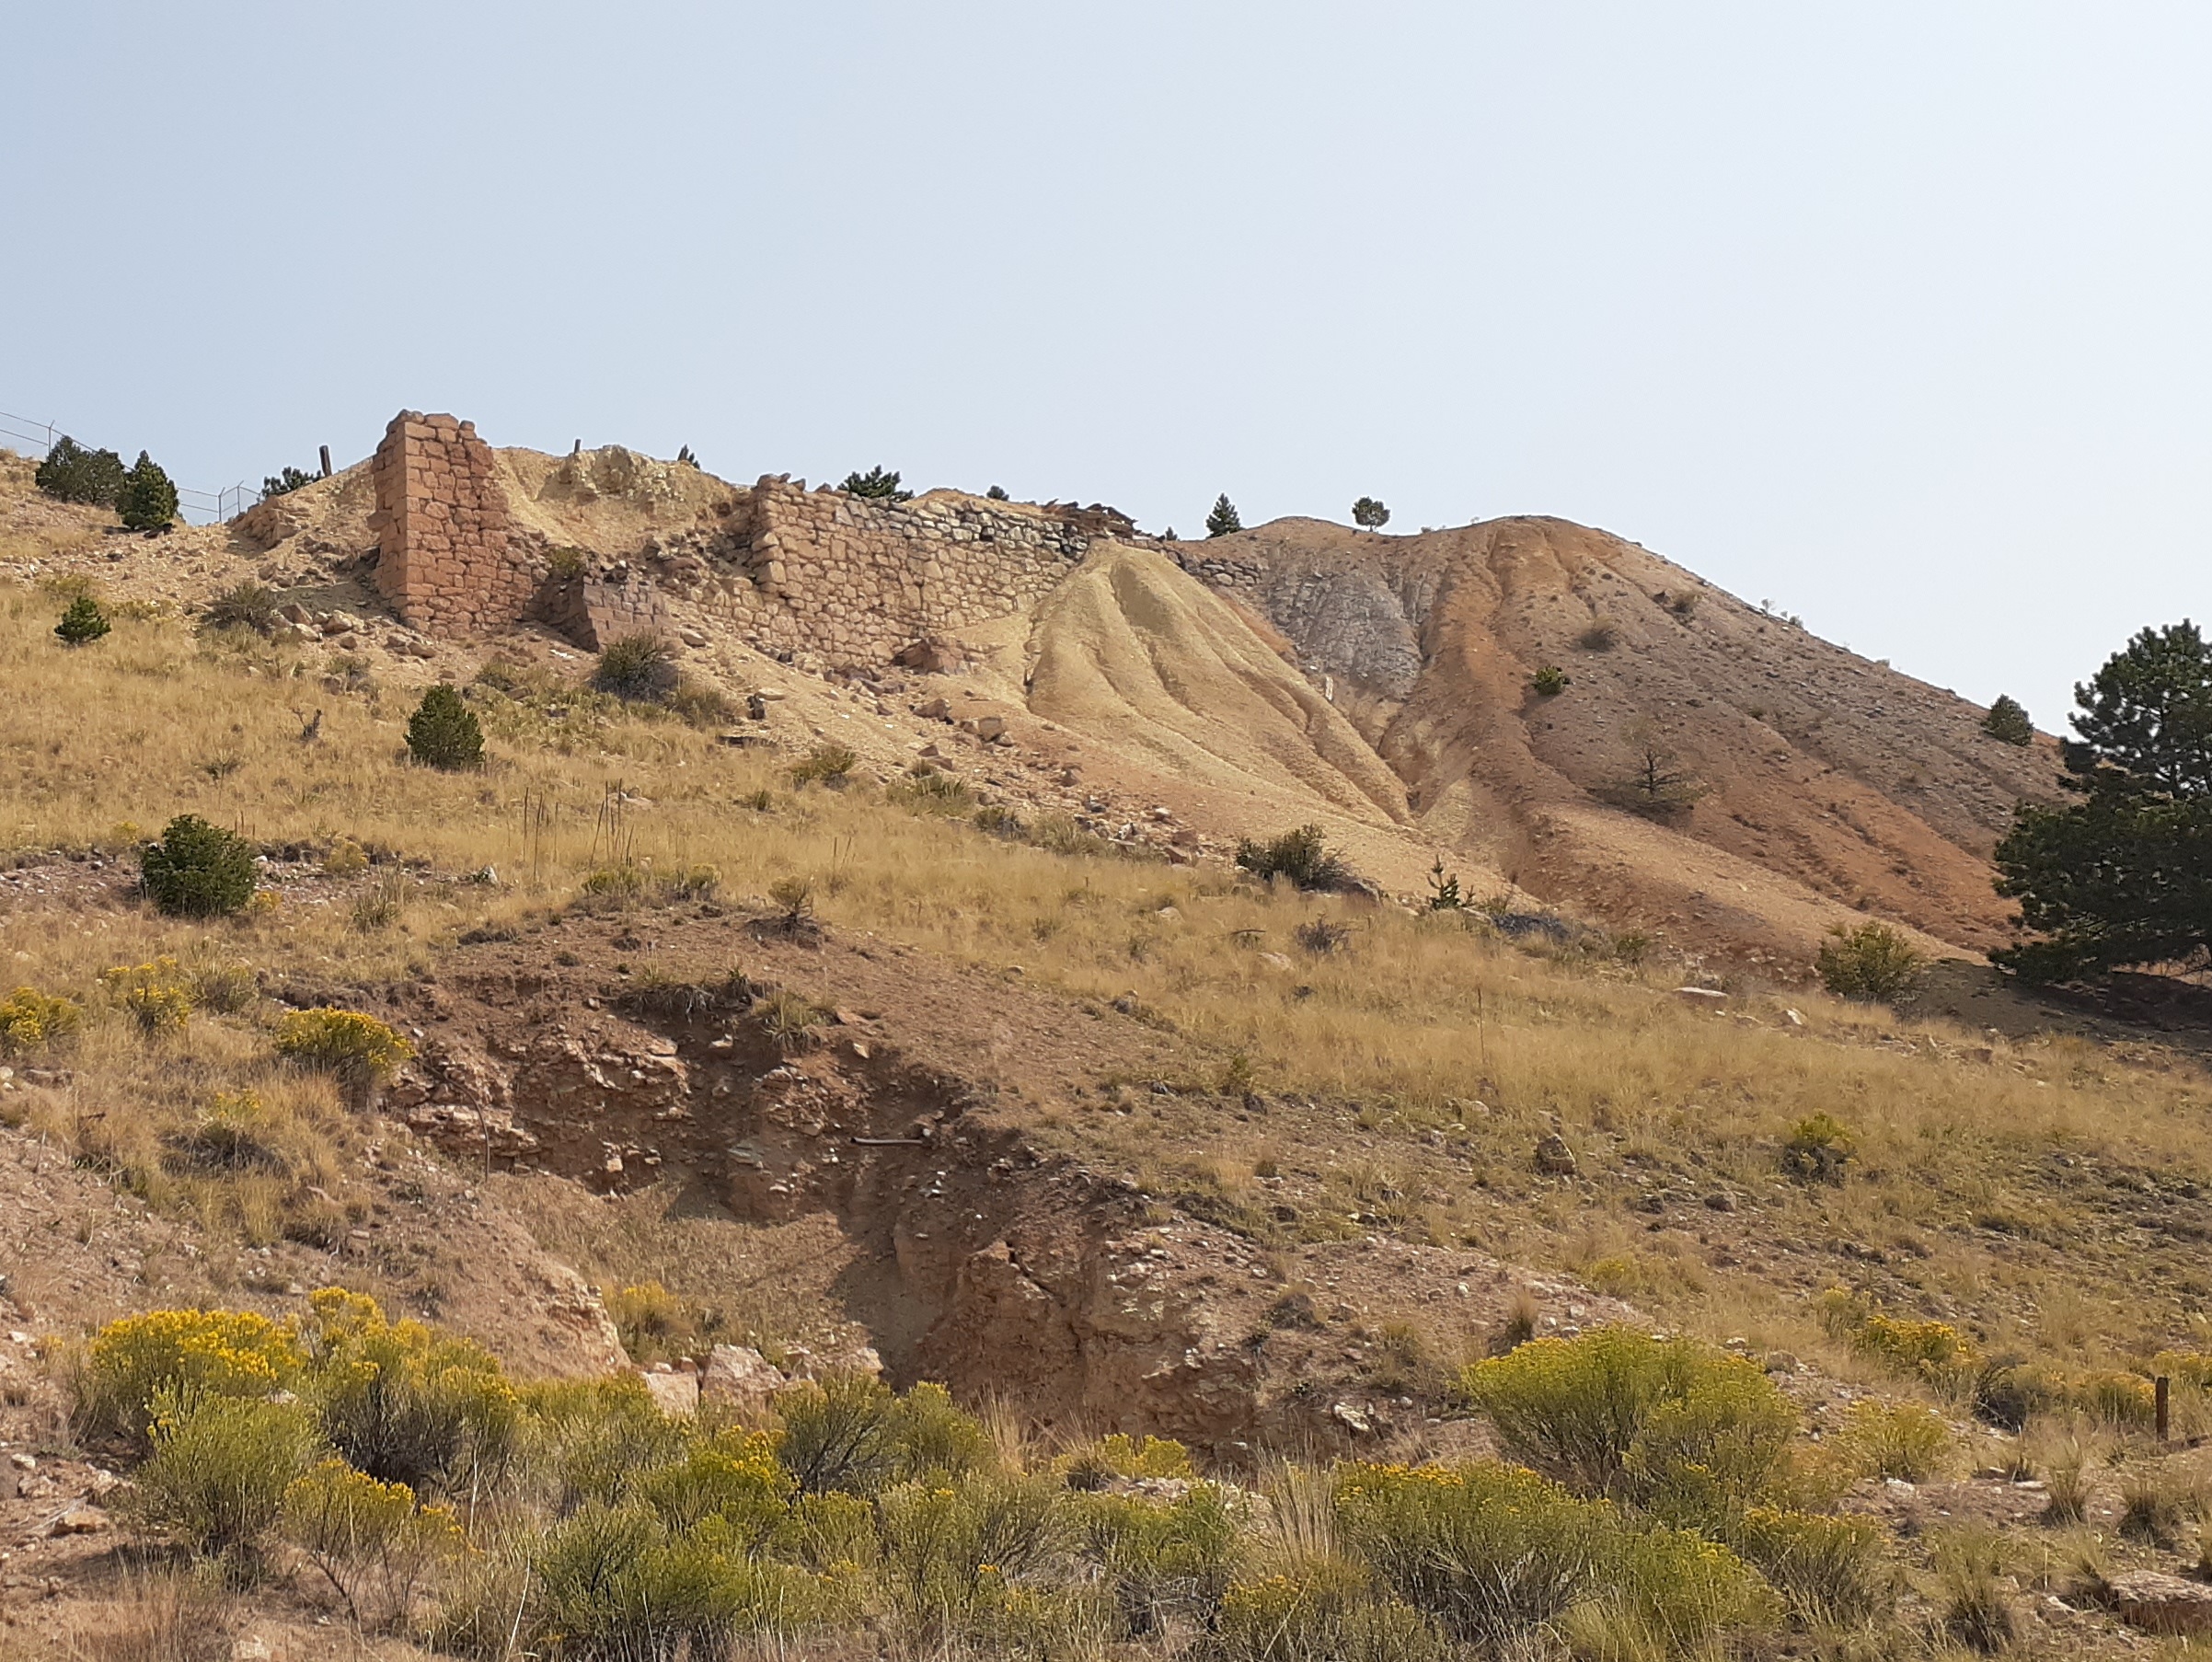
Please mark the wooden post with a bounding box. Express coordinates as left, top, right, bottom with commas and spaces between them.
2156, 1374, 2172, 1443
318, 444, 332, 479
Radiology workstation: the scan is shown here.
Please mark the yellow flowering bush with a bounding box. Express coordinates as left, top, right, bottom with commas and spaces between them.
272, 1008, 413, 1090
99, 956, 194, 1034
0, 986, 82, 1054
1460, 1327, 1797, 1521
303, 1287, 518, 1495
128, 1391, 321, 1560
638, 1428, 793, 1551
75, 1307, 305, 1447
1730, 1505, 1887, 1625
282, 1458, 466, 1630
1076, 1479, 1238, 1636
1816, 1289, 1979, 1392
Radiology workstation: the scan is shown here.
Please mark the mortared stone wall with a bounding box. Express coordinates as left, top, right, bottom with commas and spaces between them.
367, 411, 533, 636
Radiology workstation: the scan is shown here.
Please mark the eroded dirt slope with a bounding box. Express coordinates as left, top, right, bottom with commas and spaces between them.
1179, 515, 2062, 956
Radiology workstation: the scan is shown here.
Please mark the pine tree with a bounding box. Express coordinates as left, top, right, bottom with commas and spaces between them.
1982, 695, 2033, 745
406, 683, 486, 771
1205, 494, 1242, 537
841, 467, 913, 502
261, 466, 315, 497
1995, 620, 2212, 978
1353, 496, 1390, 529
54, 594, 110, 646
34, 436, 125, 506
116, 452, 179, 530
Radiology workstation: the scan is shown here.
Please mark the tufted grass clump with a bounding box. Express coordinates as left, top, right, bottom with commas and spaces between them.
272, 1008, 412, 1091
789, 744, 859, 787
1215, 1564, 1446, 1662
1236, 825, 1350, 892
593, 631, 680, 701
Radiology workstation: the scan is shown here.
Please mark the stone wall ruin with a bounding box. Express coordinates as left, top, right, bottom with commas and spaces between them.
366, 409, 1142, 668
367, 411, 533, 636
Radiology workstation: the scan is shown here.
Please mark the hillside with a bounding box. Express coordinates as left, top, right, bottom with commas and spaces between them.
4, 436, 2211, 1659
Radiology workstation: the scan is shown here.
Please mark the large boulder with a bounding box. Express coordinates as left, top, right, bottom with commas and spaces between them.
700, 1345, 788, 1414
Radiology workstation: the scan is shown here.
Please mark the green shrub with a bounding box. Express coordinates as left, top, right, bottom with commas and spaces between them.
0, 986, 83, 1054
522, 1375, 692, 1513
1077, 1481, 1237, 1636
1832, 1399, 1951, 1483
581, 862, 649, 906
204, 581, 278, 635
1982, 695, 2033, 746
1729, 1506, 1886, 1625
531, 1502, 819, 1659
1816, 1291, 1977, 1390
1531, 664, 1571, 696
875, 1470, 1066, 1636
302, 1288, 518, 1495
593, 632, 680, 701
1215, 1565, 1445, 1662
789, 744, 858, 787
282, 1459, 466, 1629
55, 593, 111, 646
100, 955, 195, 1033
117, 450, 179, 530
1780, 1113, 1857, 1183
272, 1009, 413, 1091
128, 1391, 322, 1561
406, 683, 485, 771
774, 1373, 903, 1496
841, 466, 913, 502
34, 435, 126, 505
1206, 494, 1242, 537
261, 466, 316, 497
142, 814, 259, 918
74, 1307, 306, 1448
1460, 1329, 1797, 1522
1815, 922, 1922, 1002
1334, 1459, 1773, 1653
1352, 496, 1389, 530
1236, 825, 1351, 892
636, 1429, 792, 1548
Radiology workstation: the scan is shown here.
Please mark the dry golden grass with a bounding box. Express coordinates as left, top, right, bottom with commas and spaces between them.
5, 583, 2212, 1379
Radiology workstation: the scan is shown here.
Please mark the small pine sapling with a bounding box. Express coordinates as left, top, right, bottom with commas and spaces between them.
55, 594, 111, 646
1205, 494, 1243, 537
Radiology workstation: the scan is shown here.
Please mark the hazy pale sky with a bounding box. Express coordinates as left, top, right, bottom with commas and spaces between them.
7, 4, 2208, 729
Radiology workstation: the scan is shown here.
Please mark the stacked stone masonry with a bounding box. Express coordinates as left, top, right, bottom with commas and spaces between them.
692, 478, 1136, 670
368, 411, 533, 636
368, 410, 1146, 668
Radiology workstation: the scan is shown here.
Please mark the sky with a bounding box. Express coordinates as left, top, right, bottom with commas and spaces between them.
6, 2, 2209, 730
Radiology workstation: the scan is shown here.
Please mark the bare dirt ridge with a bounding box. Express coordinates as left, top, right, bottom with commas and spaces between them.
2, 438, 2064, 973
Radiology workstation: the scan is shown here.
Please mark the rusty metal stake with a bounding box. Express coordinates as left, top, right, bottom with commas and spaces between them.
2156, 1374, 2172, 1443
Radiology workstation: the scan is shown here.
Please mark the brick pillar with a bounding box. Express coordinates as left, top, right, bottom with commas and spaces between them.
367, 410, 530, 637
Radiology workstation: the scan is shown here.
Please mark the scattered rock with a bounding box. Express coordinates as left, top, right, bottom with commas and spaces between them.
1674, 986, 1728, 1004
1533, 1133, 1578, 1176
678, 627, 709, 648
701, 1345, 789, 1414
638, 1368, 699, 1417
2103, 1571, 2212, 1634
1331, 1401, 1374, 1435
50, 1504, 109, 1536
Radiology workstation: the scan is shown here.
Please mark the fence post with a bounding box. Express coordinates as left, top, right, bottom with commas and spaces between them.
2156, 1374, 2172, 1443
319, 444, 332, 479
